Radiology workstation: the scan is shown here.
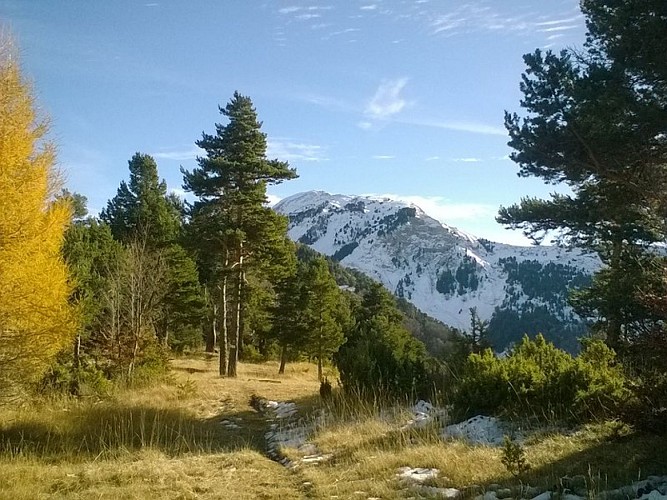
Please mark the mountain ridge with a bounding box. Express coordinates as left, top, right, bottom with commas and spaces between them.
275, 190, 601, 351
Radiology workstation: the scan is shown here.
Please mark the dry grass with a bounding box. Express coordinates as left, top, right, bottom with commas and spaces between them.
0, 449, 301, 500
0, 356, 665, 499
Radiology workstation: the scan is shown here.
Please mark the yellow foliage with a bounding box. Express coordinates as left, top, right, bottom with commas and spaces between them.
0, 40, 76, 399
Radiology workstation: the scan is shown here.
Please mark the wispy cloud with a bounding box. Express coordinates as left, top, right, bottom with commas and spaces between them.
279, 6, 301, 14
360, 4, 378, 10
279, 5, 334, 15
425, 3, 583, 39
372, 155, 395, 160
425, 156, 440, 161
373, 194, 496, 222
297, 13, 322, 20
365, 78, 410, 120
452, 157, 482, 163
266, 194, 282, 206
153, 147, 201, 161
403, 117, 506, 136
267, 139, 327, 162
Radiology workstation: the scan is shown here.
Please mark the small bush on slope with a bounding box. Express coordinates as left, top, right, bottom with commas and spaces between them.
454, 334, 630, 422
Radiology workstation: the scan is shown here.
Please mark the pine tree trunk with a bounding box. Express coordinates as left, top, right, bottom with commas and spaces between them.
208, 302, 218, 352
220, 253, 229, 376
227, 247, 243, 378
279, 345, 288, 374
607, 239, 623, 348
317, 356, 323, 383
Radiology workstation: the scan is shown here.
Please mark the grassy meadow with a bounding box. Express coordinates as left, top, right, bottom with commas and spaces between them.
0, 356, 664, 499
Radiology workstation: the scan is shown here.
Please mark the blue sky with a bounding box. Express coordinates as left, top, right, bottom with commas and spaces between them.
1, 0, 586, 245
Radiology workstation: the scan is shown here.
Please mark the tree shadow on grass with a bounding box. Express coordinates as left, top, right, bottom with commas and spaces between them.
0, 402, 270, 461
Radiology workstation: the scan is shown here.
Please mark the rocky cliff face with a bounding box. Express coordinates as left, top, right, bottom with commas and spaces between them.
275, 191, 601, 351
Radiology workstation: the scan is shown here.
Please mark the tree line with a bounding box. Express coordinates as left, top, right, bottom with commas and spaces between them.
1, 48, 439, 401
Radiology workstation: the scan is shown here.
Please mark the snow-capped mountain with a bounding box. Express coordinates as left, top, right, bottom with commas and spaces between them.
275, 191, 601, 351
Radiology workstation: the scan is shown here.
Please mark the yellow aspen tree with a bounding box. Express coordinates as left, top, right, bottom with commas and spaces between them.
0, 39, 76, 399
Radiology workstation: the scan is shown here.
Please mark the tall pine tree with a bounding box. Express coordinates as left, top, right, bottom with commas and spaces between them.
182, 92, 297, 377
303, 257, 348, 382
101, 153, 204, 350
499, 0, 667, 347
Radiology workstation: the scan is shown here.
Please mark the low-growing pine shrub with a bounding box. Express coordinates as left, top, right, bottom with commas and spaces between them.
454, 334, 629, 422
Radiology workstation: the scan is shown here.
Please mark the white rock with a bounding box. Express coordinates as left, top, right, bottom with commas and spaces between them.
420, 486, 461, 498
640, 492, 667, 500
396, 466, 439, 483
442, 415, 516, 446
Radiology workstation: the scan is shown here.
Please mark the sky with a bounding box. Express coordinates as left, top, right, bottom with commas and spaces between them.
0, 0, 588, 245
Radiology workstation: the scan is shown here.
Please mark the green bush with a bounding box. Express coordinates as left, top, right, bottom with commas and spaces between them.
38, 351, 111, 397
454, 334, 629, 422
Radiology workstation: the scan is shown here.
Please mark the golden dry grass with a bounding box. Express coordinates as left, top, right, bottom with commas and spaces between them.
0, 356, 664, 499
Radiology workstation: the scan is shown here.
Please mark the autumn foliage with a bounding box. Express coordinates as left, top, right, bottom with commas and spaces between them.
0, 40, 76, 398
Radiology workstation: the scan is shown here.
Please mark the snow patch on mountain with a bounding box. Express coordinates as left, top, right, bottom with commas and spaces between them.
275, 191, 600, 338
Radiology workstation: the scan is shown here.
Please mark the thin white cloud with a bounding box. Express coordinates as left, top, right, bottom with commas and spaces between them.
360, 4, 378, 10
267, 139, 327, 162
365, 78, 409, 120
452, 157, 482, 163
373, 193, 496, 222
266, 194, 282, 206
403, 117, 506, 136
153, 147, 201, 161
425, 3, 583, 40
297, 13, 321, 20
328, 27, 360, 36
534, 16, 582, 26
372, 155, 395, 160
170, 187, 186, 198
357, 121, 373, 130
279, 6, 301, 14
539, 25, 579, 33
425, 156, 440, 161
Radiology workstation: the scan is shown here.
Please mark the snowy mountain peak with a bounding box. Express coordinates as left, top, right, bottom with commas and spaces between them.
275, 191, 600, 350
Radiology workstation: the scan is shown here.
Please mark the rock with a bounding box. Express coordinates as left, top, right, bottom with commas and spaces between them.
442, 415, 517, 446
530, 492, 552, 500
562, 494, 585, 500
487, 484, 502, 492
644, 492, 667, 500
496, 488, 513, 499
419, 486, 461, 498
301, 453, 332, 465
396, 467, 439, 483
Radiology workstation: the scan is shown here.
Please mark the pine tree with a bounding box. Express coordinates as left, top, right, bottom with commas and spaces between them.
182, 92, 297, 377
303, 257, 347, 381
0, 40, 76, 399
63, 216, 124, 380
101, 153, 180, 245
270, 262, 308, 374
102, 153, 205, 350
335, 283, 429, 398
499, 1, 667, 347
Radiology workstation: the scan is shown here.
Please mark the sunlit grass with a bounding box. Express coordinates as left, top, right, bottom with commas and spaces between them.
0, 356, 664, 499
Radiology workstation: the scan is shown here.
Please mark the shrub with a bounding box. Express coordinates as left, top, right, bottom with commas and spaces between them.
454, 334, 630, 422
